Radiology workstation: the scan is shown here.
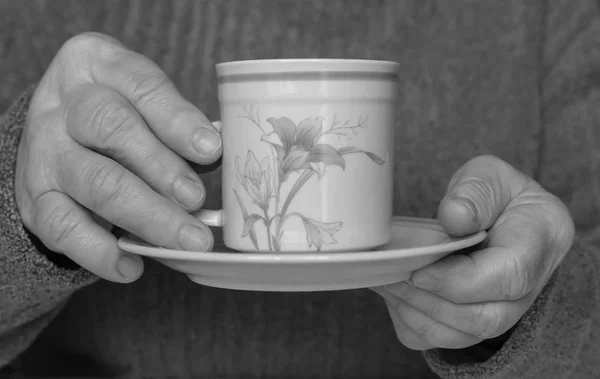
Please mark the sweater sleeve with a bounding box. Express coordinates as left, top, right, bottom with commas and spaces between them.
0, 86, 98, 369
422, 1, 600, 378
422, 239, 600, 379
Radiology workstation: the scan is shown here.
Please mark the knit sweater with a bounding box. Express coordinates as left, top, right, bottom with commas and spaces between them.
1, 1, 599, 378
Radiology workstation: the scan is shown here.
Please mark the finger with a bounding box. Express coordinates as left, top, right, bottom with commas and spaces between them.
416, 156, 574, 303
55, 144, 213, 251
384, 281, 528, 339
437, 155, 530, 236
371, 287, 435, 350
385, 299, 436, 351
413, 187, 573, 303
64, 84, 205, 211
64, 33, 221, 163
375, 287, 481, 349
30, 189, 143, 282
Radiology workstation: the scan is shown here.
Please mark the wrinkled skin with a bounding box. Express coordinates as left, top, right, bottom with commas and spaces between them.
372, 155, 575, 350
15, 32, 223, 282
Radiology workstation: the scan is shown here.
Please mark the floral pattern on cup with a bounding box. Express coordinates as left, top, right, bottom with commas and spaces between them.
234, 108, 385, 252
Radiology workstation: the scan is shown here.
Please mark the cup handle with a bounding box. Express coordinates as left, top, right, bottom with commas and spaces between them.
194, 209, 224, 228
211, 120, 223, 132
193, 120, 224, 228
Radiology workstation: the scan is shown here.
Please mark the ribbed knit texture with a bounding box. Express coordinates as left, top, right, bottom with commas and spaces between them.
0, 1, 599, 378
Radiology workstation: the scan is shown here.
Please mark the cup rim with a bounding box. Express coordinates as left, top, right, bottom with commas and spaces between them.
216, 58, 400, 77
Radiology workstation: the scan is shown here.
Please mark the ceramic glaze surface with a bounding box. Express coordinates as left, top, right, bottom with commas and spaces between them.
118, 217, 487, 292
206, 59, 399, 252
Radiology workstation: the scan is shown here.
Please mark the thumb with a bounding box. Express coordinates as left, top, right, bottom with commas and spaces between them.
437, 155, 530, 236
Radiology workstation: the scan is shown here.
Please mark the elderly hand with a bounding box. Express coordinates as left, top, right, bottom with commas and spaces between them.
372, 155, 575, 350
15, 32, 222, 283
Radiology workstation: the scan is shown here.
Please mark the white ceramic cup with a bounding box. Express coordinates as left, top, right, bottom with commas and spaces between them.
196, 59, 399, 253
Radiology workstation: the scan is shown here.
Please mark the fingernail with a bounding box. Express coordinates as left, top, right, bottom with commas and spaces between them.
450, 196, 478, 223
411, 272, 441, 292
117, 255, 142, 280
179, 225, 211, 251
193, 127, 221, 155
385, 281, 411, 298
173, 177, 204, 209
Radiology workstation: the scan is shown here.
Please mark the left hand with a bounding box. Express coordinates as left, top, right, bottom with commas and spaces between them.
372, 155, 575, 350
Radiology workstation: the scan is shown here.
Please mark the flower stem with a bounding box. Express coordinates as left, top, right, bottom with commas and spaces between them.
263, 208, 273, 251
273, 181, 283, 251
274, 170, 316, 248
280, 170, 315, 218
280, 211, 304, 227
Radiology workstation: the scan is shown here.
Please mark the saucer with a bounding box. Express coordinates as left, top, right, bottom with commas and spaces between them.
117, 216, 486, 292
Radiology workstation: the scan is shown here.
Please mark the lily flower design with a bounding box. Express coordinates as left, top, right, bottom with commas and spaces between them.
234, 113, 385, 252
261, 117, 345, 179
235, 151, 277, 211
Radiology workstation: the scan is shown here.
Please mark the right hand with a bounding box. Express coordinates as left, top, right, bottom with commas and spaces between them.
15, 32, 223, 283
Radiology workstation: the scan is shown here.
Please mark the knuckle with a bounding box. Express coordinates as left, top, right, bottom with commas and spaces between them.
469, 154, 506, 168
141, 204, 171, 226
90, 97, 137, 147
447, 155, 504, 191
458, 177, 495, 208
402, 291, 415, 304
60, 32, 120, 60
423, 299, 444, 321
125, 68, 172, 107
468, 155, 516, 179
467, 176, 495, 197
18, 141, 62, 231
501, 255, 531, 300
33, 193, 81, 250
412, 320, 436, 341
84, 161, 130, 209
470, 304, 505, 339
47, 206, 81, 249
548, 194, 576, 253
141, 149, 163, 173
139, 202, 181, 235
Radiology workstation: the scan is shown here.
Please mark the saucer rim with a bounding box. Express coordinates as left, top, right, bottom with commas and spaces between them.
117, 217, 487, 263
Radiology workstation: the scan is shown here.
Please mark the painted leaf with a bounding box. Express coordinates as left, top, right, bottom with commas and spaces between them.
242, 214, 265, 237
233, 189, 259, 250
257, 175, 268, 205
244, 177, 262, 205
235, 156, 245, 187
278, 166, 285, 183
260, 157, 276, 198
274, 145, 286, 163
266, 117, 297, 154
363, 152, 385, 165
261, 132, 284, 148
261, 143, 284, 184
269, 159, 278, 196
244, 151, 263, 183
309, 161, 326, 179
281, 146, 310, 173
239, 151, 271, 208
304, 144, 345, 169
295, 117, 324, 149
269, 214, 279, 228
337, 146, 385, 165
300, 216, 343, 251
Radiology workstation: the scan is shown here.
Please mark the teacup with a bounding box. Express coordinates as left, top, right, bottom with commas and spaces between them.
196, 59, 399, 253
